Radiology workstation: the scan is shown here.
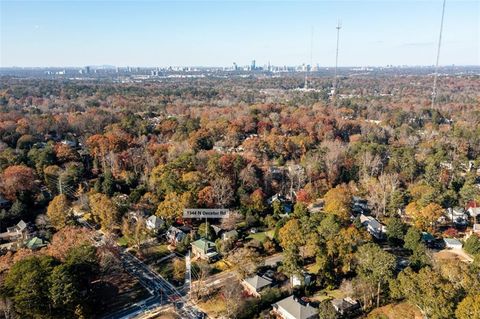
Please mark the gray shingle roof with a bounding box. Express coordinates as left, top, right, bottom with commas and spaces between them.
273, 295, 318, 319
244, 275, 272, 290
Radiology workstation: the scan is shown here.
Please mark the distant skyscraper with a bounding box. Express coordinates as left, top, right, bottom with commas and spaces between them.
251, 60, 256, 71
85, 66, 90, 74
233, 62, 238, 71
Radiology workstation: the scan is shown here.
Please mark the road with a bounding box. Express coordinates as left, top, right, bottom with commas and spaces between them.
78, 218, 204, 319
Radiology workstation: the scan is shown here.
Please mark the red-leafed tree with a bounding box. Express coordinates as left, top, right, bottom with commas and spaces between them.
0, 165, 36, 200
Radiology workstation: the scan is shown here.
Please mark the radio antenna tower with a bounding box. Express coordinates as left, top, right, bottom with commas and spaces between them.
431, 0, 446, 109
333, 20, 342, 98
305, 26, 314, 90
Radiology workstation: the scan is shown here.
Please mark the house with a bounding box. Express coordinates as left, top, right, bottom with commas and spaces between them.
352, 196, 369, 215
444, 238, 462, 249
146, 215, 164, 231
0, 220, 29, 242
191, 238, 219, 262
447, 207, 468, 225
268, 194, 293, 215
242, 274, 272, 297
466, 202, 480, 221
331, 297, 360, 317
61, 139, 77, 148
166, 226, 186, 245
211, 225, 224, 237
421, 232, 435, 246
359, 214, 385, 239
222, 230, 238, 242
290, 272, 313, 288
272, 295, 318, 319
307, 201, 324, 214
26, 237, 47, 250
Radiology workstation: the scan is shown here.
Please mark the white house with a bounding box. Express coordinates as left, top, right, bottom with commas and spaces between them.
444, 238, 462, 250
290, 272, 313, 288
447, 207, 468, 225
467, 207, 480, 220
146, 215, 164, 231
331, 297, 360, 316
360, 214, 385, 239
272, 295, 318, 319
166, 226, 186, 245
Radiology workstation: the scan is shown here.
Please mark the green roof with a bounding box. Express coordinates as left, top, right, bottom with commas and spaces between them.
26, 237, 46, 250
421, 232, 435, 241
191, 238, 215, 252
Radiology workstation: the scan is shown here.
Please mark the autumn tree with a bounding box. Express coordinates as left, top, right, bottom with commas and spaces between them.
122, 216, 149, 255
390, 267, 458, 319
47, 194, 71, 230
456, 294, 480, 319
0, 165, 35, 201
406, 202, 443, 231
156, 192, 193, 222
323, 184, 352, 220
172, 258, 186, 283
46, 226, 94, 262
89, 193, 118, 231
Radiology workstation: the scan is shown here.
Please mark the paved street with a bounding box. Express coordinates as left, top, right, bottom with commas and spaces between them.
78, 219, 204, 319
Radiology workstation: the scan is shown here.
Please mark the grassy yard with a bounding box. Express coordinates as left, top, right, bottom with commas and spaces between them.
143, 244, 171, 262
117, 236, 129, 247
155, 259, 174, 280
310, 289, 345, 302
247, 229, 274, 243
197, 293, 227, 318
367, 302, 423, 319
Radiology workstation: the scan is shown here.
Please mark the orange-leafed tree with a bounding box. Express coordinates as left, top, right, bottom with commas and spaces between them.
0, 165, 36, 200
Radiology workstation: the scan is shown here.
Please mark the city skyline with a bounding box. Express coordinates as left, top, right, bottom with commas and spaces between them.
1, 1, 479, 67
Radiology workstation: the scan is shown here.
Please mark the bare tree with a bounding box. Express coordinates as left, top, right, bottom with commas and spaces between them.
227, 247, 264, 279
212, 177, 234, 208
221, 211, 243, 231
363, 173, 399, 218
222, 280, 244, 318
321, 140, 346, 186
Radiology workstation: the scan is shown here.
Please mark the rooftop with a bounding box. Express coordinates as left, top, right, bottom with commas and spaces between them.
273, 295, 318, 319
243, 274, 272, 290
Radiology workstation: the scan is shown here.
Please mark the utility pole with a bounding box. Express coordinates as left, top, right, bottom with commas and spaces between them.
333, 20, 342, 99
305, 26, 314, 90
431, 0, 446, 109
58, 177, 63, 195
185, 251, 191, 300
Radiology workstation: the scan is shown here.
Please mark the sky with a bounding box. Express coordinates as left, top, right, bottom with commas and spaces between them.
0, 0, 479, 67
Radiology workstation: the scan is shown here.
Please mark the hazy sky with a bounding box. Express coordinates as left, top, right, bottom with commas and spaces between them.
1, 1, 479, 67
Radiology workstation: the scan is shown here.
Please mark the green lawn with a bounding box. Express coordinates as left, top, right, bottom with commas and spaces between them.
247, 230, 274, 243
310, 289, 345, 302
117, 236, 129, 247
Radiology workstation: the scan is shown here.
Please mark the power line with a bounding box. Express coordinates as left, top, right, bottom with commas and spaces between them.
431, 0, 447, 109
